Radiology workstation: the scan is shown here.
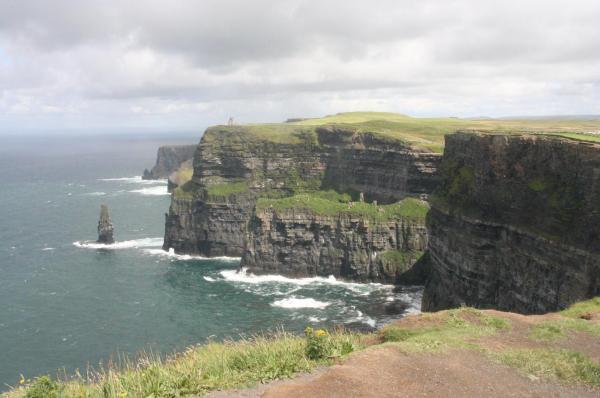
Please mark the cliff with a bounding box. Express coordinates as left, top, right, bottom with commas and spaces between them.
143, 145, 196, 180
163, 123, 442, 262
423, 132, 600, 314
241, 196, 430, 283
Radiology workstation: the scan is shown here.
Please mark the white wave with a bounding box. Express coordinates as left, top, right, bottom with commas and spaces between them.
129, 186, 169, 196
308, 316, 327, 323
73, 237, 163, 250
84, 192, 106, 196
41, 247, 55, 251
271, 297, 330, 309
144, 248, 240, 262
398, 291, 423, 315
203, 276, 216, 282
220, 268, 391, 293
345, 308, 377, 327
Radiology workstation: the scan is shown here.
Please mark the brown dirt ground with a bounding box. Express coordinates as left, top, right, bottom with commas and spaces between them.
205, 310, 600, 398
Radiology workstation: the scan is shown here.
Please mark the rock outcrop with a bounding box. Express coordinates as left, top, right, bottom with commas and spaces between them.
423, 132, 600, 314
241, 205, 429, 283
97, 204, 114, 244
143, 145, 197, 180
163, 125, 442, 261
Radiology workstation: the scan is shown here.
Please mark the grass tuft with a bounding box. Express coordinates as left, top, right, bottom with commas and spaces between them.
561, 297, 600, 319
497, 349, 600, 386
380, 308, 510, 352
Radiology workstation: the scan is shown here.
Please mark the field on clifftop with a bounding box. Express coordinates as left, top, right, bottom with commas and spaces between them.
225, 112, 600, 153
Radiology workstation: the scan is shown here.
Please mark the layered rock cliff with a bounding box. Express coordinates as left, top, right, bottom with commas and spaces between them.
241, 199, 429, 283
143, 145, 196, 180
163, 125, 441, 264
423, 132, 600, 314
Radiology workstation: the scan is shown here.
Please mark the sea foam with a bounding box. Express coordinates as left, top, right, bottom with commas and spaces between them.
73, 237, 163, 250
271, 297, 331, 309
144, 248, 241, 262
129, 186, 169, 196
220, 268, 392, 292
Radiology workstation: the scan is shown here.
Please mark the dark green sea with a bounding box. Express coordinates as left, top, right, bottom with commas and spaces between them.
0, 133, 422, 390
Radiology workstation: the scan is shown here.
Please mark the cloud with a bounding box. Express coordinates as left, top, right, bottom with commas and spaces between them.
0, 0, 599, 132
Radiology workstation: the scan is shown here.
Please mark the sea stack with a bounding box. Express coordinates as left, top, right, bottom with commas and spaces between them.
97, 204, 114, 244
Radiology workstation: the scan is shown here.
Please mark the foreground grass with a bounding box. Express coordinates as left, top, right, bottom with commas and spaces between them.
498, 349, 600, 386
6, 331, 365, 398
257, 192, 429, 221
561, 297, 600, 319
7, 300, 600, 397
381, 308, 511, 352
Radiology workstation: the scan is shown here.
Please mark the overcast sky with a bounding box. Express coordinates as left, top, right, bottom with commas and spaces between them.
1, 0, 599, 134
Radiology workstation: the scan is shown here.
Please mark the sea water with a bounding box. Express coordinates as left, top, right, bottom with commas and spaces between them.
0, 133, 422, 390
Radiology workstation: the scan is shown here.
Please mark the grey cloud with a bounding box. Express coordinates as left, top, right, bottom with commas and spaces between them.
0, 0, 599, 132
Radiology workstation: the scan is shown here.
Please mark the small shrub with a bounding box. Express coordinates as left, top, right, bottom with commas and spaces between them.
24, 376, 62, 398
304, 327, 332, 360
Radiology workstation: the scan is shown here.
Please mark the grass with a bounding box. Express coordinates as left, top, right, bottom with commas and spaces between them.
205, 181, 249, 197
256, 192, 429, 221
561, 297, 600, 319
199, 112, 600, 155
6, 331, 366, 398
380, 308, 511, 353
497, 348, 600, 386
173, 181, 196, 200
530, 319, 600, 341
6, 300, 600, 396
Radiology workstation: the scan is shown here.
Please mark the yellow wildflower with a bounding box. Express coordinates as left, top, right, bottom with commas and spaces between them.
120, 392, 128, 398
19, 374, 25, 385
315, 329, 327, 337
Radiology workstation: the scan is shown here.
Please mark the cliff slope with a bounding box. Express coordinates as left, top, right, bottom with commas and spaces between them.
143, 144, 196, 180
423, 132, 600, 314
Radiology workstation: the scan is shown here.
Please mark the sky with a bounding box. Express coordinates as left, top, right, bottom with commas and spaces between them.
1, 0, 600, 134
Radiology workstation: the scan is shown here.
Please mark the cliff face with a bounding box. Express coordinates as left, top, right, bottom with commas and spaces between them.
143, 145, 197, 180
423, 132, 600, 314
163, 126, 441, 260
241, 207, 429, 283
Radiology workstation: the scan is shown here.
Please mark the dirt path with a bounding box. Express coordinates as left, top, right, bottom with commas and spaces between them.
206, 310, 600, 398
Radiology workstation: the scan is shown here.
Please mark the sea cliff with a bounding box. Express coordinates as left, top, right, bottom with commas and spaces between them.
241, 196, 429, 283
423, 132, 600, 313
143, 144, 196, 180
163, 120, 442, 277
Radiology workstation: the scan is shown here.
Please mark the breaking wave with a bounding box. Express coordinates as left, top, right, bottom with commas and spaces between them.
144, 248, 241, 262
271, 297, 331, 309
129, 186, 169, 196
73, 237, 163, 250
220, 268, 391, 293
98, 176, 167, 184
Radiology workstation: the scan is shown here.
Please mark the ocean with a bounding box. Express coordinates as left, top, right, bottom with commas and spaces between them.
0, 133, 422, 390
